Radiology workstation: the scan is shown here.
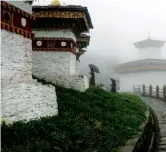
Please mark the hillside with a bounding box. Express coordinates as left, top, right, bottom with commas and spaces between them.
2, 86, 147, 152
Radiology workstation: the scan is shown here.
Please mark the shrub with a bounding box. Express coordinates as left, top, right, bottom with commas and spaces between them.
1, 86, 147, 152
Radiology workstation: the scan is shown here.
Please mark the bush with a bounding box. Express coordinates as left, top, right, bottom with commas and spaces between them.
1, 86, 147, 152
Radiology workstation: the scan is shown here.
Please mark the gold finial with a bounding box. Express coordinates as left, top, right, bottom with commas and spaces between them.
51, 0, 61, 6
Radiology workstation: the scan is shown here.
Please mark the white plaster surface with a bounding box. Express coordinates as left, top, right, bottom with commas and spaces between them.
1, 83, 58, 123
70, 54, 77, 75
1, 30, 33, 88
4, 0, 32, 13
33, 73, 89, 92
137, 47, 162, 60
83, 76, 89, 90
1, 18, 58, 123
75, 61, 80, 75
33, 30, 76, 42
32, 51, 77, 76
32, 51, 89, 91
118, 71, 166, 92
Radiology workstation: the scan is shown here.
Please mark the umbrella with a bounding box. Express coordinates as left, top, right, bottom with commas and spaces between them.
89, 64, 100, 73
110, 77, 119, 82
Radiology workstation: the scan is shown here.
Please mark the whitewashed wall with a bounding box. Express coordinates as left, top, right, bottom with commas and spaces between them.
1, 2, 58, 124
118, 70, 166, 92
137, 47, 162, 60
32, 73, 89, 92
33, 51, 77, 76
33, 30, 76, 42
75, 61, 80, 75
32, 51, 89, 91
33, 30, 78, 75
1, 30, 33, 87
1, 83, 58, 124
84, 76, 89, 90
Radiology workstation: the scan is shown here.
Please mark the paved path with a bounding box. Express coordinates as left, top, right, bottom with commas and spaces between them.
140, 97, 166, 152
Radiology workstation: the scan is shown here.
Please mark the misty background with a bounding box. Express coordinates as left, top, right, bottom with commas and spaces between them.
34, 0, 166, 87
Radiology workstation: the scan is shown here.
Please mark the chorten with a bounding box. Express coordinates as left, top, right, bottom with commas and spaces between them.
32, 0, 93, 91
1, 0, 57, 124
133, 36, 165, 59
114, 37, 166, 92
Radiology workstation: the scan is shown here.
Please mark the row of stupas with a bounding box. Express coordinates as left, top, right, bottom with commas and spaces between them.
114, 36, 166, 92
1, 0, 93, 124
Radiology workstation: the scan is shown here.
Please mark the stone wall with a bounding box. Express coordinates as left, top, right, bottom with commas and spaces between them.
1, 83, 58, 124
32, 51, 89, 91
33, 74, 89, 92
75, 61, 80, 75
32, 20, 90, 91
1, 1, 58, 124
1, 30, 33, 88
32, 51, 77, 76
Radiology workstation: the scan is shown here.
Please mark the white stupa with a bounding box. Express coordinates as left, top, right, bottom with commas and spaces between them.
114, 36, 166, 92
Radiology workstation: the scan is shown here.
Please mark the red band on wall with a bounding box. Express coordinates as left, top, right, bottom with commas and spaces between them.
1, 1, 35, 39
32, 38, 77, 55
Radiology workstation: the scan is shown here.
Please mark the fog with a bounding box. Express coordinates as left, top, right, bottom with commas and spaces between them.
34, 0, 166, 86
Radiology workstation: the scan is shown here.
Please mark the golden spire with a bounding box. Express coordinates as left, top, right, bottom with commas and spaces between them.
51, 0, 61, 6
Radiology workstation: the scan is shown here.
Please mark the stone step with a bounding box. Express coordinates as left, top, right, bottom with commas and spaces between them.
159, 140, 166, 145
161, 137, 166, 141
159, 145, 166, 150
160, 130, 166, 137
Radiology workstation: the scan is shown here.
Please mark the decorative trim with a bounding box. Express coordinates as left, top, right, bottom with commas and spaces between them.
1, 22, 34, 39
1, 1, 35, 20
33, 11, 84, 19
33, 39, 77, 53
76, 35, 90, 47
33, 48, 76, 55
1, 1, 35, 39
33, 37, 77, 46
33, 11, 89, 31
77, 41, 88, 48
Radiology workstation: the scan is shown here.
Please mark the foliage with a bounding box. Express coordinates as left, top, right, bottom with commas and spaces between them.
1, 86, 147, 152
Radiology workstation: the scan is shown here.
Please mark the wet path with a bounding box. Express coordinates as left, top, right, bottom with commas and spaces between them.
140, 97, 166, 152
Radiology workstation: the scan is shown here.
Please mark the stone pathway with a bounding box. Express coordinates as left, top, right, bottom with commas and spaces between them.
140, 97, 166, 152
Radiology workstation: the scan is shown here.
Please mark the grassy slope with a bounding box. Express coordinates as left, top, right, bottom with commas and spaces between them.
2, 87, 147, 152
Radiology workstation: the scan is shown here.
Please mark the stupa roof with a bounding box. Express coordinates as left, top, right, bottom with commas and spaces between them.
114, 58, 166, 73
77, 34, 90, 47
133, 38, 165, 48
32, 5, 93, 29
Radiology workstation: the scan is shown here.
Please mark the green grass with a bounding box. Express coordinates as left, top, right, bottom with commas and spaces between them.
1, 86, 147, 152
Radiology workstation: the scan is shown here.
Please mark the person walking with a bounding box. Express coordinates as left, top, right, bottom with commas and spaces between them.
110, 78, 116, 93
